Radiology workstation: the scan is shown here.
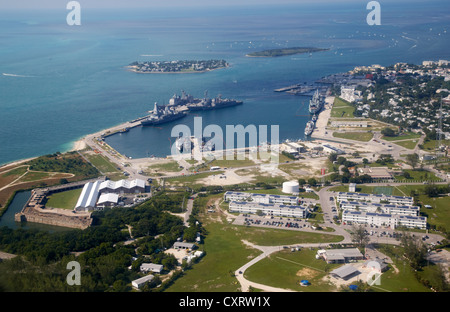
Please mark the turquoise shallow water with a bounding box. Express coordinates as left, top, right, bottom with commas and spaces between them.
0, 2, 449, 164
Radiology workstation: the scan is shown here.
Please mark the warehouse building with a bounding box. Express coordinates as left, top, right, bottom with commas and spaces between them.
317, 248, 364, 264
99, 178, 146, 194
75, 181, 102, 212
140, 263, 164, 274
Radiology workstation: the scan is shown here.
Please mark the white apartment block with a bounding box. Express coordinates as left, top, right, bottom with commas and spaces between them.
229, 201, 308, 218
339, 201, 419, 216
224, 191, 299, 205
336, 192, 414, 206
342, 210, 426, 229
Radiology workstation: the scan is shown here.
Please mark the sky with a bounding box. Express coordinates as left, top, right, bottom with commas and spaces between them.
1, 0, 427, 10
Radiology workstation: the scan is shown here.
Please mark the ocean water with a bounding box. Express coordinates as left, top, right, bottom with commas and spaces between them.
0, 1, 449, 164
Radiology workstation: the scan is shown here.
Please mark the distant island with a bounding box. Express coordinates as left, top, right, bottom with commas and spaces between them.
127, 59, 229, 74
246, 47, 329, 57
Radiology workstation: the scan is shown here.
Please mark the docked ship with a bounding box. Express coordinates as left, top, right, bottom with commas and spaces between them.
186, 91, 243, 111
169, 90, 243, 111
304, 120, 315, 136
309, 89, 323, 114
141, 102, 187, 126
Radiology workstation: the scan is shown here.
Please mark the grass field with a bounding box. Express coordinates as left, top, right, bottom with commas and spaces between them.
332, 131, 374, 142
84, 153, 120, 173
394, 169, 441, 182
382, 132, 422, 141
418, 195, 450, 232
330, 97, 355, 118
147, 161, 182, 173
45, 188, 83, 209
392, 139, 419, 150
244, 248, 341, 291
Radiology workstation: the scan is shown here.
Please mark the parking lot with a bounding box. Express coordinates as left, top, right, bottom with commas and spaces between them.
233, 214, 319, 232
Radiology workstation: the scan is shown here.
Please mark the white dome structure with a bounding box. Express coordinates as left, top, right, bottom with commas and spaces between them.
282, 181, 299, 194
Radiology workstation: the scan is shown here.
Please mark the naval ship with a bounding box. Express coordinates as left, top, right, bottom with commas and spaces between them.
170, 90, 243, 111
304, 120, 315, 136
309, 89, 323, 114
141, 102, 187, 126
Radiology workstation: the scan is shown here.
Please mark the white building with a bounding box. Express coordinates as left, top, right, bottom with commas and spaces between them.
229, 201, 308, 218
317, 248, 364, 264
96, 193, 119, 209
224, 191, 299, 205
349, 183, 356, 192
340, 86, 363, 103
322, 144, 345, 155
75, 181, 102, 212
342, 210, 426, 229
336, 192, 414, 206
140, 263, 164, 274
99, 178, 146, 194
132, 274, 154, 289
339, 201, 419, 216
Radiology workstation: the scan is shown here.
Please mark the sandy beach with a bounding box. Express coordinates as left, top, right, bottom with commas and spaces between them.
71, 139, 87, 151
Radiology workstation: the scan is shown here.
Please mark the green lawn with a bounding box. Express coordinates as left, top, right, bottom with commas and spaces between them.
382, 132, 422, 141
330, 97, 355, 118
148, 161, 182, 173
333, 131, 374, 142
45, 188, 83, 209
392, 139, 419, 150
244, 248, 341, 291
84, 153, 120, 173
165, 217, 261, 292
394, 169, 441, 182
418, 195, 450, 232
376, 244, 432, 292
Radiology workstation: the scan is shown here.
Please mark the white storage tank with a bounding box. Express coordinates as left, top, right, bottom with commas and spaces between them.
282, 181, 299, 194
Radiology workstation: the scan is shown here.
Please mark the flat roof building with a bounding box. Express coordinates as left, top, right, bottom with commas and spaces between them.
224, 191, 299, 205
97, 193, 119, 209
339, 201, 419, 216
229, 201, 308, 218
317, 248, 364, 264
132, 274, 154, 289
342, 210, 426, 229
336, 192, 413, 206
330, 264, 360, 280
140, 263, 164, 274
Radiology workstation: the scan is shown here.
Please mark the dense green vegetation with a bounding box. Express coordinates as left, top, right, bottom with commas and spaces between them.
26, 152, 99, 179
0, 191, 194, 292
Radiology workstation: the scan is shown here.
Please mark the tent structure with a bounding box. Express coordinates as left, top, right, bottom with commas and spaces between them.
300, 280, 310, 286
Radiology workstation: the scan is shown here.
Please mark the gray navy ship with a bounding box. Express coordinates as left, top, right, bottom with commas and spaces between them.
141, 102, 187, 126
309, 89, 324, 114
170, 90, 243, 111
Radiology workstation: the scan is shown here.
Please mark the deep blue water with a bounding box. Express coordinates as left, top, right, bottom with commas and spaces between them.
0, 1, 449, 164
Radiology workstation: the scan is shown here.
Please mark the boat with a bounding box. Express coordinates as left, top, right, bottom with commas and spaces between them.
304, 120, 315, 136
186, 92, 243, 111
141, 102, 187, 126
312, 114, 318, 122
309, 89, 323, 114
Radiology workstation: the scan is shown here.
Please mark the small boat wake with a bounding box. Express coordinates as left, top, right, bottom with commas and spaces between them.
2, 73, 35, 78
